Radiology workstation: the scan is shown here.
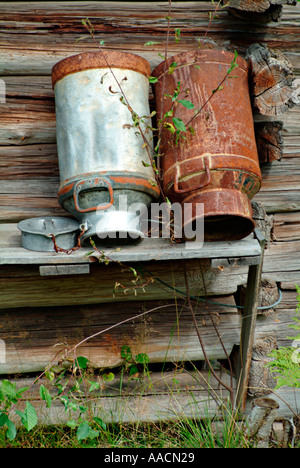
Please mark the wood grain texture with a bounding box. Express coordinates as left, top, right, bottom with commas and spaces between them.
246, 43, 297, 116
0, 297, 240, 374
3, 371, 235, 424
0, 290, 297, 375
273, 211, 300, 240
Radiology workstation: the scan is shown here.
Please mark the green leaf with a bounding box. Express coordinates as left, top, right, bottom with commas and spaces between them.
66, 419, 78, 429
16, 402, 37, 431
103, 372, 115, 382
88, 380, 100, 392
148, 76, 158, 84
168, 62, 177, 74
129, 365, 139, 376
6, 419, 17, 441
1, 380, 17, 399
172, 117, 187, 133
135, 353, 150, 365
77, 422, 90, 441
0, 412, 8, 427
94, 416, 107, 431
227, 50, 239, 75
59, 395, 69, 410
162, 110, 173, 119
177, 99, 195, 109
174, 28, 181, 44
121, 345, 132, 362
144, 41, 162, 46
16, 386, 29, 399
39, 384, 52, 408
76, 356, 89, 370
163, 122, 176, 134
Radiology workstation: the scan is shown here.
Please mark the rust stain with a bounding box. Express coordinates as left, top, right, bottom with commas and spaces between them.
52, 50, 151, 88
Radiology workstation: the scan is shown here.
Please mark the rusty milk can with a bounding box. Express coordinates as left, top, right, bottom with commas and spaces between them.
52, 51, 160, 243
152, 50, 262, 241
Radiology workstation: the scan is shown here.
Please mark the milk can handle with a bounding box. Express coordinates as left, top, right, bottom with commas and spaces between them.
73, 177, 114, 213
174, 157, 211, 194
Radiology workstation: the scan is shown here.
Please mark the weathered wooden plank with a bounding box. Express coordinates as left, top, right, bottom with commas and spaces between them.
253, 157, 300, 213
0, 3, 299, 78
0, 144, 59, 179
3, 370, 297, 425
0, 291, 296, 376
2, 369, 298, 425
273, 211, 300, 241
4, 370, 235, 425
0, 297, 240, 374
263, 239, 300, 280
2, 156, 300, 223
0, 258, 249, 309
39, 264, 90, 276
0, 224, 262, 263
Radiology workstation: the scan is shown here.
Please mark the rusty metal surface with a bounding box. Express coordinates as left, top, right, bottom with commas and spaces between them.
52, 51, 151, 87
152, 49, 262, 241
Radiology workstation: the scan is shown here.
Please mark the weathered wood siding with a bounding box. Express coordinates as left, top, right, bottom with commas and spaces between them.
0, 2, 299, 418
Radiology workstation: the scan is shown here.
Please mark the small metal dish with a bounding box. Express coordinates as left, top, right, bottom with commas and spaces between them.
17, 217, 80, 252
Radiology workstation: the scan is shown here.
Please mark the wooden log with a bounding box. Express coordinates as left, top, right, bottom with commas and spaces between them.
3, 370, 235, 425
0, 144, 59, 180
248, 336, 278, 397
263, 240, 300, 283
255, 121, 283, 163
254, 158, 300, 213
2, 370, 299, 425
2, 154, 300, 224
229, 0, 297, 22
0, 3, 299, 79
246, 43, 298, 116
244, 397, 280, 448
229, 0, 297, 13
252, 201, 273, 245
273, 212, 300, 241
239, 279, 280, 317
0, 259, 248, 310
0, 285, 297, 380
0, 297, 240, 374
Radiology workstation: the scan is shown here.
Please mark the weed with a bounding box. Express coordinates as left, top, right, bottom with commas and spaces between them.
267, 285, 300, 389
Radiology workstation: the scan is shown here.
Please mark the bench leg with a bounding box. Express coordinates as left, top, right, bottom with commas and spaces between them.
236, 230, 266, 411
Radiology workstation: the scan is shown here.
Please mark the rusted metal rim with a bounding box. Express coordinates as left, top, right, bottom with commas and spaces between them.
52, 51, 151, 88
182, 189, 255, 241
58, 172, 161, 207
163, 154, 262, 192
152, 49, 248, 79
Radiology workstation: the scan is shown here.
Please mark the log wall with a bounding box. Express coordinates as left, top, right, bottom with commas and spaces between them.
0, 1, 300, 421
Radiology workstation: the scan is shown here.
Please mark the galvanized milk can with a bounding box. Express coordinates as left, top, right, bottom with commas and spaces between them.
152, 50, 262, 241
52, 51, 160, 243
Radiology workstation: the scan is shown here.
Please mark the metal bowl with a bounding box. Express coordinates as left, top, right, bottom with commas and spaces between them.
17, 217, 80, 252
